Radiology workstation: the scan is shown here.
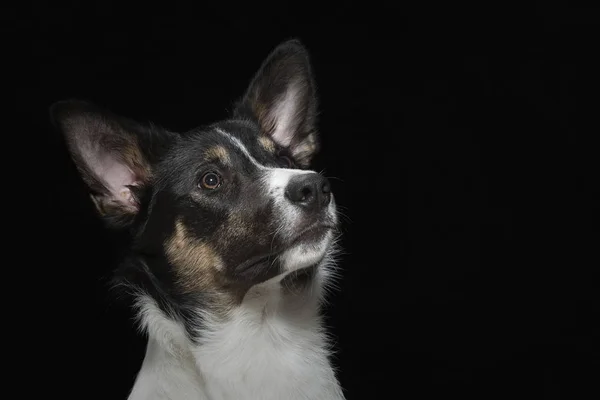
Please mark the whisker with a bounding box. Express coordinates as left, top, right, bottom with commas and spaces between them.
324, 175, 345, 183
269, 220, 286, 254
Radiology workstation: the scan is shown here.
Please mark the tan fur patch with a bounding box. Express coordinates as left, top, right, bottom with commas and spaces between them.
164, 219, 224, 293
292, 132, 319, 167
204, 145, 232, 165
164, 219, 266, 310
258, 136, 276, 153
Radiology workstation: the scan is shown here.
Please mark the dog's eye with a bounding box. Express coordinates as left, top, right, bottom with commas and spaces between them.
199, 172, 222, 190
278, 155, 293, 168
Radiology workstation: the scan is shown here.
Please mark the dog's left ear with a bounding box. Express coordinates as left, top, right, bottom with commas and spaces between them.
234, 39, 319, 167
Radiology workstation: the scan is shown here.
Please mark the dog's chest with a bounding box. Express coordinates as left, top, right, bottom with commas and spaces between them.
192, 286, 333, 399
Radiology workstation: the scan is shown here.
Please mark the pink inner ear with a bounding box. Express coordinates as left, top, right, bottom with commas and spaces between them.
269, 82, 301, 148
89, 152, 139, 208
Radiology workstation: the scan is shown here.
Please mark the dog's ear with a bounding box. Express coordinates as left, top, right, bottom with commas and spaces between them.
50, 100, 175, 226
234, 39, 319, 167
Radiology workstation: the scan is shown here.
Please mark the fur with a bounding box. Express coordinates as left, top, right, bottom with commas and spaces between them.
52, 39, 345, 399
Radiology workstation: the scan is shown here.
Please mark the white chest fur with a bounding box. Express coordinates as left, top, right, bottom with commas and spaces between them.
128, 277, 345, 400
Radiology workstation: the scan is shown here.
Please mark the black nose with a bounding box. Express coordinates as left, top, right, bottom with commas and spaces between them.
285, 173, 331, 211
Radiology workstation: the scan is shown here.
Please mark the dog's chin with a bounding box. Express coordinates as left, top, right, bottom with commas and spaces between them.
233, 224, 335, 284
278, 225, 334, 273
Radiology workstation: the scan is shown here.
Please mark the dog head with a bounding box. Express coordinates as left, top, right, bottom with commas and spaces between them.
51, 40, 338, 306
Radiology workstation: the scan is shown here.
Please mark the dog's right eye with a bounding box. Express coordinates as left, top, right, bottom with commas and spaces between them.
199, 172, 222, 190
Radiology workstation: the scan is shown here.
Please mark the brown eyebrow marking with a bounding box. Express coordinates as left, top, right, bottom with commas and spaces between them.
258, 136, 276, 153
204, 145, 232, 165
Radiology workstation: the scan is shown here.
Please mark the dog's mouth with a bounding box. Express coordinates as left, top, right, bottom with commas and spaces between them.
287, 222, 336, 248
233, 223, 335, 276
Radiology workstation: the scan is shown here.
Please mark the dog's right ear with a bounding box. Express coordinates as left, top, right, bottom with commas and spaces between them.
50, 100, 176, 226
234, 39, 320, 168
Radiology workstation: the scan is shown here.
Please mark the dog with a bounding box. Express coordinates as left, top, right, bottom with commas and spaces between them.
51, 39, 346, 400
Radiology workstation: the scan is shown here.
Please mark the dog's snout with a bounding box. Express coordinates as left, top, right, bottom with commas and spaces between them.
285, 173, 331, 211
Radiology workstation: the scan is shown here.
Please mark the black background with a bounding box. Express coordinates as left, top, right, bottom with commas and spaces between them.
8, 2, 599, 399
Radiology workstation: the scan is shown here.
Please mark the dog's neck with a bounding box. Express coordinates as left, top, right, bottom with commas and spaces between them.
127, 263, 345, 400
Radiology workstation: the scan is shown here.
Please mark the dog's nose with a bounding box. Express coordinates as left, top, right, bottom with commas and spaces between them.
285, 173, 331, 211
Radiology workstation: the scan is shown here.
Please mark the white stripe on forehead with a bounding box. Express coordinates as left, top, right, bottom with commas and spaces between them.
214, 127, 312, 175
214, 127, 266, 170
